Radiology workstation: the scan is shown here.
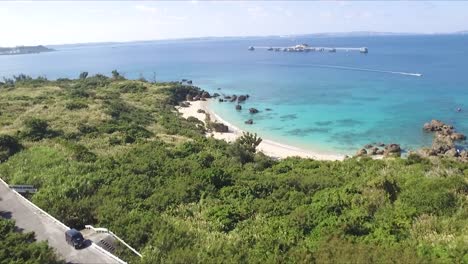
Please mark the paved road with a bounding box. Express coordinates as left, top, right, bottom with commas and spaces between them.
0, 180, 122, 264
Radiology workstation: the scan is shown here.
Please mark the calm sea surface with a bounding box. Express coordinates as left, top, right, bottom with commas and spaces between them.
1, 35, 468, 154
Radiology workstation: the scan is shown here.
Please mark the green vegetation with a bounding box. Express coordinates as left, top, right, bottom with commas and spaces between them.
0, 217, 63, 264
0, 74, 467, 263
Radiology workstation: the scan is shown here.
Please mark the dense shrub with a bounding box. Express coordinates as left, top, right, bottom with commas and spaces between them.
65, 101, 88, 110
20, 118, 60, 141
0, 134, 22, 162
115, 82, 147, 93
0, 218, 64, 264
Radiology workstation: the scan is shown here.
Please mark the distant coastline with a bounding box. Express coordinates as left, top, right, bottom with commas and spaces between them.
0, 45, 54, 56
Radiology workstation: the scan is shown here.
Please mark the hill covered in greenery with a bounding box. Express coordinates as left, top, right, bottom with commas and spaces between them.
0, 73, 467, 263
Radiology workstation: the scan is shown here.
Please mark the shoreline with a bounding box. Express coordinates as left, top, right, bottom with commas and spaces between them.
177, 100, 345, 161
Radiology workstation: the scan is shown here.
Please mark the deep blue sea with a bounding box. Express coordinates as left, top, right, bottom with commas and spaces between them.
1, 35, 468, 154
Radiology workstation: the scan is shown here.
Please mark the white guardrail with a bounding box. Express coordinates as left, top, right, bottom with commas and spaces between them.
85, 225, 143, 258
0, 177, 128, 264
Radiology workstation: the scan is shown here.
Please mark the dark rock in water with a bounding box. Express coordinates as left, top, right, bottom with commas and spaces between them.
378, 143, 385, 147
211, 122, 228, 133
364, 144, 373, 149
246, 94, 250, 98
245, 119, 253, 125
186, 94, 193, 101
217, 87, 221, 90
230, 95, 237, 102
265, 108, 272, 111
384, 144, 401, 157
218, 99, 224, 102
235, 105, 242, 110
237, 95, 247, 102
187, 80, 192, 84
197, 109, 205, 114
212, 93, 220, 98
201, 91, 211, 98
356, 148, 367, 157
249, 108, 259, 114
224, 95, 231, 100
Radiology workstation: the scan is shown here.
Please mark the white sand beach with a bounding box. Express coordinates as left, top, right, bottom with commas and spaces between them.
177, 100, 345, 161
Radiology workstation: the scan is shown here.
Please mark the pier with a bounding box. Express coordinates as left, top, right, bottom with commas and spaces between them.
248, 44, 368, 53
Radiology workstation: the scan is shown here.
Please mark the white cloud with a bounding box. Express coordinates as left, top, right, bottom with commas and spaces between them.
135, 5, 158, 14
247, 6, 268, 19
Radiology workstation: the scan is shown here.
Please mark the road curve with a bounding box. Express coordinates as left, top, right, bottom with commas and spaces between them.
0, 179, 122, 264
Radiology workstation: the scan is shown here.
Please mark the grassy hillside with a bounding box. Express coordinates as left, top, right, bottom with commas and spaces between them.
0, 73, 467, 263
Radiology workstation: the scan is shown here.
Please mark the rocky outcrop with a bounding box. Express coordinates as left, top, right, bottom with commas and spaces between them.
201, 91, 211, 99
179, 102, 190, 107
249, 108, 259, 114
197, 109, 205, 114
423, 120, 452, 132
230, 95, 237, 102
210, 122, 229, 133
384, 144, 401, 157
355, 142, 398, 158
245, 119, 253, 125
218, 99, 224, 102
265, 108, 272, 111
235, 105, 242, 110
186, 94, 194, 101
370, 147, 379, 155
356, 148, 367, 156
212, 93, 220, 98
419, 120, 467, 162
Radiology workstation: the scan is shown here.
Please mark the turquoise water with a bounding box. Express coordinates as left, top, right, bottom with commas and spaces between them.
1, 35, 468, 154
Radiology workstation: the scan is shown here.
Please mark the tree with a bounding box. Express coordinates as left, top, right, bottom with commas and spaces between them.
79, 72, 88, 79
237, 132, 262, 153
112, 70, 124, 80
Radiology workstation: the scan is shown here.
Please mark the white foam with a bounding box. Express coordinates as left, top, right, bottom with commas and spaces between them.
260, 62, 423, 77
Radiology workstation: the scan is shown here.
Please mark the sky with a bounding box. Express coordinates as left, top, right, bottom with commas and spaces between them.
1, 1, 468, 46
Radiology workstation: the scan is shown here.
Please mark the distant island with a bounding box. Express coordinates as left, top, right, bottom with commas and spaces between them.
0, 45, 54, 56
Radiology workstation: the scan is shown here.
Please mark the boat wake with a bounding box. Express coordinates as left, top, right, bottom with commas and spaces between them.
260, 62, 423, 77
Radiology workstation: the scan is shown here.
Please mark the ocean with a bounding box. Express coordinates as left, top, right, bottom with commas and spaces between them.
1, 35, 468, 155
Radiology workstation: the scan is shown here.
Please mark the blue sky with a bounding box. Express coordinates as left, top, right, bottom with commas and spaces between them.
1, 1, 468, 46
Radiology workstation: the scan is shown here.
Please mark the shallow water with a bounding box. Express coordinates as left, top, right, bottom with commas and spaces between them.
1, 35, 468, 154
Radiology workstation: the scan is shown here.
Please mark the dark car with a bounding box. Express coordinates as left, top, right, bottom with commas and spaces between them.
65, 228, 85, 249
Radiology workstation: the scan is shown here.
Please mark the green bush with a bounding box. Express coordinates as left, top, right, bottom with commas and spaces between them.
0, 218, 64, 264
0, 134, 22, 162
20, 118, 60, 141
65, 101, 88, 110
